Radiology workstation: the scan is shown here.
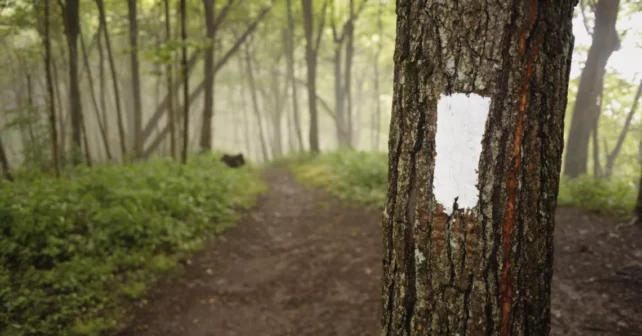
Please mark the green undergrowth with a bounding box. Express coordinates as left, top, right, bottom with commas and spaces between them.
285, 150, 638, 217
0, 154, 265, 336
284, 151, 388, 207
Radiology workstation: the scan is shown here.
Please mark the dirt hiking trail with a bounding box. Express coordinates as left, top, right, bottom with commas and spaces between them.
117, 168, 641, 336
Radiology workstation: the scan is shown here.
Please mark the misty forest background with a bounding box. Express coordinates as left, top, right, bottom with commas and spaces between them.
1, 0, 642, 335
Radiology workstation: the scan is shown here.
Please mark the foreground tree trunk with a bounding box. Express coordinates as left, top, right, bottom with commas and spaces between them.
563, 0, 620, 178
381, 1, 576, 335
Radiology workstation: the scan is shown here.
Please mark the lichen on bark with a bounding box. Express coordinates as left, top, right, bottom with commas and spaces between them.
381, 1, 577, 335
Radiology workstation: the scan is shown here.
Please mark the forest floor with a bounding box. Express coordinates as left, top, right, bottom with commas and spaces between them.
116, 168, 642, 336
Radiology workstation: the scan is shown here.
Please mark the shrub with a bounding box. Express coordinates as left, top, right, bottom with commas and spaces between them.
288, 151, 638, 218
0, 154, 265, 336
290, 151, 388, 207
557, 174, 638, 217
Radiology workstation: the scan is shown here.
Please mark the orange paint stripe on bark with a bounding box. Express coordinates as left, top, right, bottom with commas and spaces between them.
499, 1, 543, 335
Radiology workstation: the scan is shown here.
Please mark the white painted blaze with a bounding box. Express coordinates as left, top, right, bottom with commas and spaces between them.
434, 93, 491, 214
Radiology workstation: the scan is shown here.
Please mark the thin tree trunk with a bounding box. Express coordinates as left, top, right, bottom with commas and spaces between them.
42, 0, 60, 176
164, 0, 176, 159
634, 141, 642, 224
0, 134, 13, 181
180, 0, 189, 163
142, 3, 269, 144
97, 20, 110, 162
128, 0, 143, 158
344, 0, 355, 148
61, 0, 83, 164
285, 0, 304, 151
301, 0, 328, 153
81, 114, 92, 166
80, 27, 112, 161
604, 78, 642, 177
373, 0, 383, 151
238, 56, 253, 157
200, 0, 215, 151
143, 5, 273, 157
244, 48, 270, 162
382, 1, 575, 334
51, 58, 66, 158
563, 0, 620, 178
96, 0, 128, 161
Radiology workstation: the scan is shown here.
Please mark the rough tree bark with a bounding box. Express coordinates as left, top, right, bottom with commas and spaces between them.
128, 0, 143, 158
381, 1, 576, 335
563, 0, 620, 178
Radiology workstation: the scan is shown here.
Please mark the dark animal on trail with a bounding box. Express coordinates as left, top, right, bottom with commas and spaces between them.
221, 153, 245, 168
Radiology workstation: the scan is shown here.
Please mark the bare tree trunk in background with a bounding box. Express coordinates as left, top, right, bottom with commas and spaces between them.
352, 67, 365, 148
51, 58, 66, 158
80, 28, 112, 161
200, 0, 215, 151
244, 47, 270, 162
344, 0, 355, 148
372, 0, 382, 152
381, 1, 575, 335
97, 21, 110, 161
634, 141, 642, 224
61, 0, 83, 164
142, 5, 273, 157
164, 0, 176, 159
301, 0, 327, 153
96, 0, 128, 161
604, 78, 642, 177
238, 56, 253, 157
285, 0, 304, 151
372, 53, 381, 151
0, 135, 12, 181
564, 0, 620, 178
128, 0, 143, 158
81, 115, 92, 166
180, 0, 189, 164
42, 0, 60, 176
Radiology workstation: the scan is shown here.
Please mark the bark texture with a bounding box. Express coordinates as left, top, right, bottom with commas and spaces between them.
381, 1, 576, 335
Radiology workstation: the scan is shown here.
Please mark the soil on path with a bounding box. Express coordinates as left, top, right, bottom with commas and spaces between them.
117, 168, 641, 336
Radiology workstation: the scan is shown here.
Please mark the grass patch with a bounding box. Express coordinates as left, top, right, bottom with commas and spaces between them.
0, 153, 265, 336
286, 150, 638, 217
288, 151, 388, 207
